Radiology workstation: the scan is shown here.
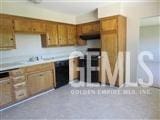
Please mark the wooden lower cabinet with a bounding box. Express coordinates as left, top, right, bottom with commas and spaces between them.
69, 58, 79, 81
0, 78, 13, 107
10, 68, 28, 101
0, 63, 55, 109
27, 71, 53, 96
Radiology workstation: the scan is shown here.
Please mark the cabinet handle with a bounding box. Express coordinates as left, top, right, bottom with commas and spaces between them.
18, 93, 24, 97
0, 79, 10, 83
7, 82, 10, 84
10, 38, 14, 41
39, 74, 43, 77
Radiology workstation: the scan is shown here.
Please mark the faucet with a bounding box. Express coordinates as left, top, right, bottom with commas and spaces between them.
28, 56, 39, 62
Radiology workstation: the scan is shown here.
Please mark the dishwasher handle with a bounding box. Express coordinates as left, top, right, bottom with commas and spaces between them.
0, 72, 10, 78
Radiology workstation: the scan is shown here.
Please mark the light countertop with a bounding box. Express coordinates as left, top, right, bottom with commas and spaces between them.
0, 55, 80, 71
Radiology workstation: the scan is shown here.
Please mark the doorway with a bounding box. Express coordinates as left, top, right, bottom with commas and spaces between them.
138, 16, 160, 88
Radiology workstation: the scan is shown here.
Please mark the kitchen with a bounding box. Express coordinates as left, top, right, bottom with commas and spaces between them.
0, 0, 159, 119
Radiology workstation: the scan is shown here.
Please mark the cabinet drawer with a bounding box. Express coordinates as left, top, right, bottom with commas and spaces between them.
25, 63, 52, 73
15, 89, 27, 101
13, 82, 26, 90
12, 76, 26, 84
10, 69, 24, 77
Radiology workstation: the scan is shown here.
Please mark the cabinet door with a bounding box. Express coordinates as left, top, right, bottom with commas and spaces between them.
0, 16, 15, 49
101, 33, 118, 72
58, 24, 68, 45
101, 18, 117, 32
14, 18, 32, 32
31, 20, 46, 33
27, 71, 53, 95
69, 58, 79, 80
42, 71, 54, 91
67, 25, 76, 45
0, 78, 13, 106
42, 22, 58, 47
81, 23, 93, 34
47, 23, 58, 46
92, 22, 100, 33
76, 25, 86, 46
27, 73, 40, 95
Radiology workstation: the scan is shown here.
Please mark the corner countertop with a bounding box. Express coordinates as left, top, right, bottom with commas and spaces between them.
0, 55, 80, 72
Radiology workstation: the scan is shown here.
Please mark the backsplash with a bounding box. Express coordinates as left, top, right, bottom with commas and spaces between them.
0, 34, 100, 64
87, 39, 100, 48
0, 34, 84, 64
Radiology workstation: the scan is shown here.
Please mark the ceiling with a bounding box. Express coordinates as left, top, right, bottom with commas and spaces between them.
3, 0, 123, 16
35, 2, 110, 16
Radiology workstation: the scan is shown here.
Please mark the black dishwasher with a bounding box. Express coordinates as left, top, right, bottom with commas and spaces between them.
55, 60, 69, 88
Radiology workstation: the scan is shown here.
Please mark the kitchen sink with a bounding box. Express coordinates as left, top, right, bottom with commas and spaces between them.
0, 62, 24, 68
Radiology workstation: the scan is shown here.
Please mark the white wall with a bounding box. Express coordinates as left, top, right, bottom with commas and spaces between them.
76, 10, 98, 24
98, 3, 122, 17
98, 2, 159, 82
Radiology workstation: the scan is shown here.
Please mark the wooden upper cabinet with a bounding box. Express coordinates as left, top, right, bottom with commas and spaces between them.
14, 18, 46, 33
81, 21, 100, 34
67, 25, 77, 45
0, 15, 16, 49
31, 20, 46, 33
76, 21, 100, 46
76, 25, 86, 46
92, 22, 100, 33
14, 18, 32, 32
41, 22, 58, 47
101, 17, 117, 32
1, 14, 103, 49
82, 23, 93, 34
58, 24, 68, 45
